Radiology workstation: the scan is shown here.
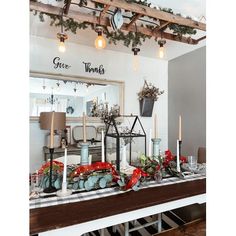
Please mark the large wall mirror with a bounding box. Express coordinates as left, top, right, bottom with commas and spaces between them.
30, 71, 124, 122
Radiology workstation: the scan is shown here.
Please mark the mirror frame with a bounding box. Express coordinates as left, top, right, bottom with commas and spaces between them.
30, 71, 125, 123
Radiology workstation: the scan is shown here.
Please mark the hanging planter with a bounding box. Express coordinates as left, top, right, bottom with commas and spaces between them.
139, 97, 155, 117
138, 80, 164, 117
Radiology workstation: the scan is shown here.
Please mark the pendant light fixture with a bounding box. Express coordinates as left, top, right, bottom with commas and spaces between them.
57, 33, 68, 53
94, 26, 106, 49
57, 11, 68, 53
132, 47, 140, 72
132, 23, 141, 72
42, 79, 46, 90
74, 82, 77, 93
86, 84, 89, 93
158, 39, 166, 59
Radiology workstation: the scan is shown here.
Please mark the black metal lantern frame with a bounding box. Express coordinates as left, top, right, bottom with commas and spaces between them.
104, 115, 146, 171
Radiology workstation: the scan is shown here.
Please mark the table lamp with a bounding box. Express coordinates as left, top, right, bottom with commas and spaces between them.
39, 111, 66, 193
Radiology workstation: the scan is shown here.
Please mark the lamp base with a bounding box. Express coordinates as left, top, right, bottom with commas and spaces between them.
56, 189, 72, 197
43, 186, 57, 193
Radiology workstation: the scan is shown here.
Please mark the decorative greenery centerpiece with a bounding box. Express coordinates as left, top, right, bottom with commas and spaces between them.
34, 149, 188, 194
38, 162, 116, 191
139, 149, 187, 179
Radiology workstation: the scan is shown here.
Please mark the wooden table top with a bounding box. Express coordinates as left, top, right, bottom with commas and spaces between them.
30, 178, 206, 235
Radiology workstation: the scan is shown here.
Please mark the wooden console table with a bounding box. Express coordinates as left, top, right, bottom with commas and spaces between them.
30, 178, 206, 236
43, 144, 102, 162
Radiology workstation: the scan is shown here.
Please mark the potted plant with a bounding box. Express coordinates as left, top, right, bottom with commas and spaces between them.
138, 80, 164, 117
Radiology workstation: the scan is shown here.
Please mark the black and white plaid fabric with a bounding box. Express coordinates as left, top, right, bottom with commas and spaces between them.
30, 173, 206, 209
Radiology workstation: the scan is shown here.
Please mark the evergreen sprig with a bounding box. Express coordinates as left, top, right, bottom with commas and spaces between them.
160, 8, 197, 37
104, 30, 150, 48
34, 10, 91, 34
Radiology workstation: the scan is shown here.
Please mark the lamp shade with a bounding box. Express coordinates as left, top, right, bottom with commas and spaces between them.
39, 112, 66, 130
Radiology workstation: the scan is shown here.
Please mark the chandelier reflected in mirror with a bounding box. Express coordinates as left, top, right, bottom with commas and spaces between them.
46, 89, 58, 105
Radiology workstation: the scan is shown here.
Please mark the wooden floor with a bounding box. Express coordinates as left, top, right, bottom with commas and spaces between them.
87, 211, 186, 236
153, 218, 206, 236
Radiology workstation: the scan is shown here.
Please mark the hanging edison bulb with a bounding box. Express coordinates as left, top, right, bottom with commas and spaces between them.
132, 47, 140, 72
133, 55, 140, 72
158, 39, 166, 59
57, 33, 68, 53
58, 40, 66, 53
94, 26, 106, 49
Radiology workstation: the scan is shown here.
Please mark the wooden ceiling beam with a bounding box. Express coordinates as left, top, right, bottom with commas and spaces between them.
126, 13, 142, 30
99, 4, 110, 19
152, 21, 170, 33
196, 35, 206, 42
64, 0, 72, 15
30, 1, 199, 45
92, 0, 206, 31
31, 1, 60, 15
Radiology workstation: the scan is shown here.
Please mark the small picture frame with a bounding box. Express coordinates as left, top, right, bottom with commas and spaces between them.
66, 125, 71, 145
86, 97, 98, 116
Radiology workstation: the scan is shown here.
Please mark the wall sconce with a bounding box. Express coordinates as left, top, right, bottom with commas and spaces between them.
158, 39, 166, 59
95, 26, 106, 49
132, 47, 140, 72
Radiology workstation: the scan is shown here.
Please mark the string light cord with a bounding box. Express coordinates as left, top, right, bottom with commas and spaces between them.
60, 4, 67, 33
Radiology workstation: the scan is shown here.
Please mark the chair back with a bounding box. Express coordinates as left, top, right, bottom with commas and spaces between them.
197, 147, 206, 163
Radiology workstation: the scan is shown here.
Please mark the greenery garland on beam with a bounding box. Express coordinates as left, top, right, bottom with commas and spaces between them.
160, 8, 197, 37
32, 10, 150, 48
31, 0, 198, 47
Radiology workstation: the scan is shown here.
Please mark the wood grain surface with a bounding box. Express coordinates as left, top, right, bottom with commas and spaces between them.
153, 218, 206, 236
30, 179, 206, 235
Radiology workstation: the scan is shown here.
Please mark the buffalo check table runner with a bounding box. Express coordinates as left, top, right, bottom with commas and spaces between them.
30, 173, 206, 209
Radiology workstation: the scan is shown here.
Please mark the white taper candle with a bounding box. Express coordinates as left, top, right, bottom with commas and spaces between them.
63, 148, 67, 182
122, 145, 127, 169
101, 130, 105, 162
179, 115, 182, 141
148, 129, 152, 157
154, 114, 157, 138
176, 140, 180, 172
83, 112, 87, 142
62, 148, 67, 192
50, 112, 55, 148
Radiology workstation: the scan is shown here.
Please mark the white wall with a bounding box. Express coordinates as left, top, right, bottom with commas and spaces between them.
30, 35, 168, 172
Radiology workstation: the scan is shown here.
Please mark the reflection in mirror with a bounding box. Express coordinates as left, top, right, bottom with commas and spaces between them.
29, 73, 123, 119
